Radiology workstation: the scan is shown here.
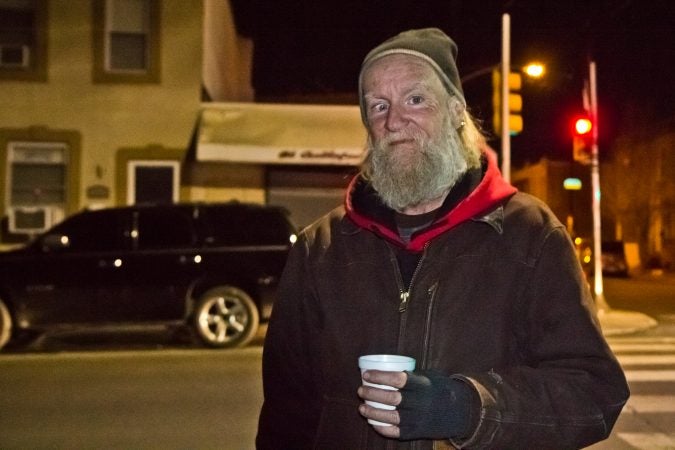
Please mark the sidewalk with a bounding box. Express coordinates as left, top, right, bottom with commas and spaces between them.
598, 308, 658, 337
593, 269, 670, 336
631, 267, 675, 284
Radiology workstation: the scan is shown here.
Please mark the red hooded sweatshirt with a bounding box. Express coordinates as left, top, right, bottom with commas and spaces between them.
345, 150, 517, 252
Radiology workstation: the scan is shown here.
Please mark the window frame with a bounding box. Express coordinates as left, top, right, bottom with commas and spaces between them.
0, 0, 48, 82
6, 141, 68, 207
92, 0, 160, 84
126, 159, 180, 205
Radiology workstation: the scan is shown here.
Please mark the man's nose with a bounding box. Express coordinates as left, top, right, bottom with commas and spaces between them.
385, 104, 408, 131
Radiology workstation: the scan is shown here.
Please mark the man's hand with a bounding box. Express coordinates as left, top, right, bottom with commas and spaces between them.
357, 369, 408, 438
358, 370, 476, 441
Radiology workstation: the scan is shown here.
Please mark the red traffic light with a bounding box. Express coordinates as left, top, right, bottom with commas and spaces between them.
574, 117, 593, 136
571, 116, 593, 164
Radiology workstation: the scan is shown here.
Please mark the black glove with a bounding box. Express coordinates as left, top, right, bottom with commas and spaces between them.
397, 370, 476, 440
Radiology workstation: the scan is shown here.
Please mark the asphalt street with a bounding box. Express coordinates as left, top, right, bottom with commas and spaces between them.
0, 272, 673, 449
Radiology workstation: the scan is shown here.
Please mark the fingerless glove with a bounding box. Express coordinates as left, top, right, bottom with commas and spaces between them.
397, 370, 477, 440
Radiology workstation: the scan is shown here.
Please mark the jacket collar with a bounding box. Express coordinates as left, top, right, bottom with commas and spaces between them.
473, 205, 505, 234
344, 149, 516, 251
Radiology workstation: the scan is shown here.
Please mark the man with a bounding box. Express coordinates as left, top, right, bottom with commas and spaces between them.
257, 28, 629, 449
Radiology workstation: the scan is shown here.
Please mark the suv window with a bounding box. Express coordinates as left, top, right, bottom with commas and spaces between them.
203, 206, 292, 246
48, 209, 126, 252
136, 207, 196, 249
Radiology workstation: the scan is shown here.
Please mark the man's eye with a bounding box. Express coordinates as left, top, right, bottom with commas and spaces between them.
372, 103, 388, 113
409, 95, 424, 105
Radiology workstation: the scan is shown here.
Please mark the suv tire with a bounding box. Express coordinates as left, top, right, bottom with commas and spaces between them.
193, 286, 259, 348
0, 299, 12, 350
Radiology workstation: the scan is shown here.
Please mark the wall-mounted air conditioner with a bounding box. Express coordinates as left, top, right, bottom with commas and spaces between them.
8, 206, 55, 234
0, 44, 30, 68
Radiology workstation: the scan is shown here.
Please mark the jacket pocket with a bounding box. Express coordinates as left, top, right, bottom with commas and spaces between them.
313, 395, 368, 449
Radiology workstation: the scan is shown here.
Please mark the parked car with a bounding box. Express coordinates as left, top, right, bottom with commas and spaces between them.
0, 202, 297, 350
575, 238, 629, 278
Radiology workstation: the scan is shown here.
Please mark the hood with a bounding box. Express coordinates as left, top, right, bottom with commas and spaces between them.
345, 149, 517, 252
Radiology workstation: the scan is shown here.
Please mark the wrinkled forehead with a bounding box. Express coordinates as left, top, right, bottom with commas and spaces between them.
360, 53, 444, 91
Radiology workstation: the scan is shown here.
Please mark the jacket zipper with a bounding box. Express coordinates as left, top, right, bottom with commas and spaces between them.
398, 291, 411, 312
398, 243, 428, 313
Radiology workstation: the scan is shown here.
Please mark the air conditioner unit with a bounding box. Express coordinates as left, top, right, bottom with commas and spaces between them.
8, 206, 54, 234
0, 44, 30, 68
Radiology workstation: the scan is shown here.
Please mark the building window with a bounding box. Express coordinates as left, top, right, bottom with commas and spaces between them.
0, 0, 47, 82
93, 0, 160, 83
127, 160, 179, 205
5, 141, 68, 234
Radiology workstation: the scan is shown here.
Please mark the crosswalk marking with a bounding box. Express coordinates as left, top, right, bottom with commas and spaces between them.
616, 432, 675, 449
617, 354, 675, 364
613, 336, 675, 381
623, 369, 675, 382
609, 343, 675, 352
608, 336, 675, 341
604, 333, 675, 449
624, 395, 675, 413
608, 336, 675, 342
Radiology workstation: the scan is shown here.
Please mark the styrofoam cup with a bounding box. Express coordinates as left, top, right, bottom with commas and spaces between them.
358, 354, 416, 426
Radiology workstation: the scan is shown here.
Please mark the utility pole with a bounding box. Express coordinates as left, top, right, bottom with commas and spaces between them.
500, 13, 511, 182
588, 61, 610, 312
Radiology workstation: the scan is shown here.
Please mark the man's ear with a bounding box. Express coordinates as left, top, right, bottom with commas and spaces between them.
448, 97, 466, 129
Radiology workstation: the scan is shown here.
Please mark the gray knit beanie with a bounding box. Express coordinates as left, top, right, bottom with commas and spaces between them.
359, 28, 466, 124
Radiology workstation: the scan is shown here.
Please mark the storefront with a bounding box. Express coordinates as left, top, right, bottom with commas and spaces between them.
189, 102, 366, 228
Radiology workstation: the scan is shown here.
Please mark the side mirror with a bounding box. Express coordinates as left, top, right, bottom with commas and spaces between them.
40, 234, 70, 252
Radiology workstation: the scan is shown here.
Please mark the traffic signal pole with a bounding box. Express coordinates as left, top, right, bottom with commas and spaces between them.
588, 61, 610, 312
501, 13, 511, 182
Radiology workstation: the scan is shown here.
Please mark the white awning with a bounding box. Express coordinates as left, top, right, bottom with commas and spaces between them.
196, 102, 367, 166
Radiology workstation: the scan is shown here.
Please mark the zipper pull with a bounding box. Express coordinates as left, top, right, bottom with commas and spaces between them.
399, 291, 410, 312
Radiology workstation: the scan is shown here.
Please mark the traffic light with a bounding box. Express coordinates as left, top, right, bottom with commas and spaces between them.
492, 69, 523, 135
572, 116, 593, 164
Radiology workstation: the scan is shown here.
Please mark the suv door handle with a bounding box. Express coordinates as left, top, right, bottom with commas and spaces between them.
257, 275, 277, 286
98, 258, 123, 268
178, 254, 202, 265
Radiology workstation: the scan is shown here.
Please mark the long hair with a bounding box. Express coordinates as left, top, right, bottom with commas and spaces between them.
457, 109, 486, 170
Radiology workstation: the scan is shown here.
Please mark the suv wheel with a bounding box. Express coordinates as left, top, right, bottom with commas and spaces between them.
193, 286, 259, 348
0, 299, 12, 350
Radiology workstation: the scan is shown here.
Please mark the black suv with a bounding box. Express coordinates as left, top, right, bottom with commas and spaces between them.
0, 202, 296, 350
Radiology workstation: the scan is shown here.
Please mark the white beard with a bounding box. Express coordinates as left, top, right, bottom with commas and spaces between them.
367, 118, 468, 211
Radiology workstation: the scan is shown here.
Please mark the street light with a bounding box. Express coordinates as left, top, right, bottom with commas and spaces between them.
458, 19, 546, 182
460, 61, 546, 84
460, 61, 546, 137
523, 62, 545, 78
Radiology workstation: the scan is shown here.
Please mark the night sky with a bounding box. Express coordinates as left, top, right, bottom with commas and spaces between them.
230, 0, 674, 166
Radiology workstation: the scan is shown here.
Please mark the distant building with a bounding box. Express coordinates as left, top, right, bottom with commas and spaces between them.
604, 120, 675, 269
1, 0, 202, 243
512, 135, 675, 271
511, 158, 593, 240
0, 1, 363, 245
